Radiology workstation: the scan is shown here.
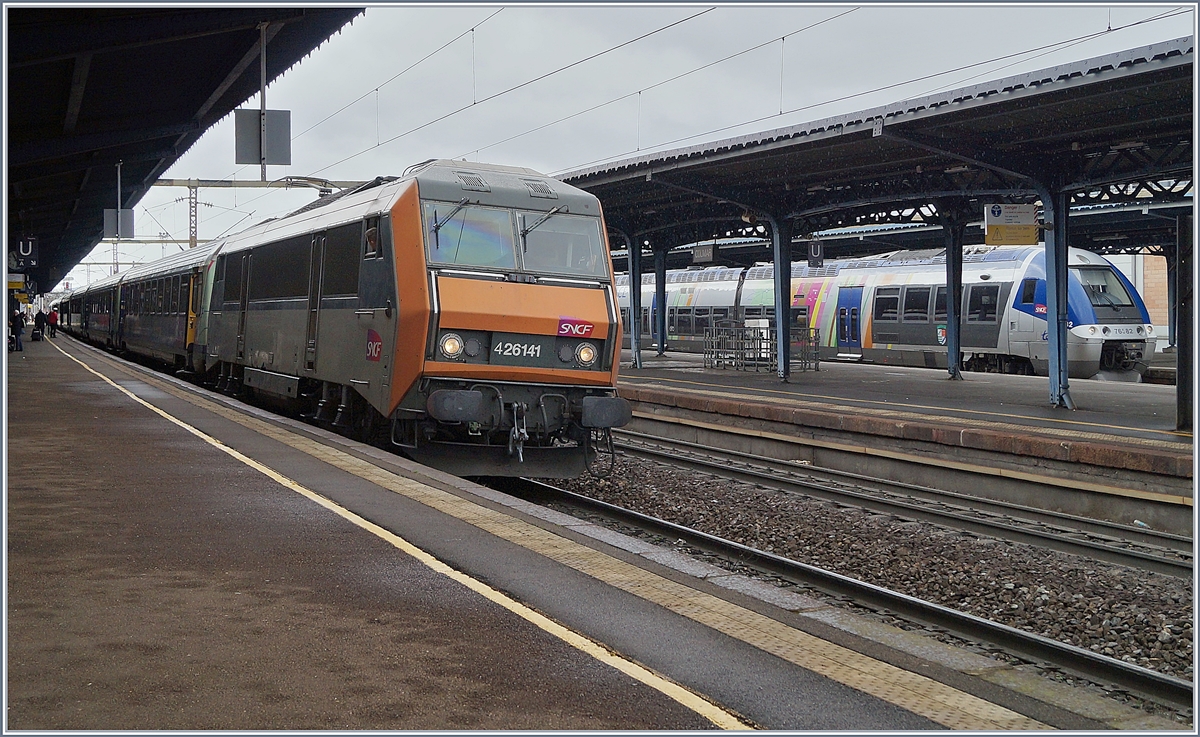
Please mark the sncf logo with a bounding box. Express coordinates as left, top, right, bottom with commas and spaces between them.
366, 329, 382, 362
558, 318, 594, 337
1034, 304, 1048, 315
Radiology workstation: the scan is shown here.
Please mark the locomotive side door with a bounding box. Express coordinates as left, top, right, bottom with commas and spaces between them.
305, 233, 326, 370
235, 252, 251, 360
836, 286, 863, 358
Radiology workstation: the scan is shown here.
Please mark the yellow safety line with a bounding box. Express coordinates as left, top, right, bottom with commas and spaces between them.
621, 374, 1194, 443
630, 410, 1194, 507
50, 340, 753, 730
59, 341, 1050, 730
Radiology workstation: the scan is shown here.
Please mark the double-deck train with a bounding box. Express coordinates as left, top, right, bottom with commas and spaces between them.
58, 160, 631, 477
617, 245, 1155, 379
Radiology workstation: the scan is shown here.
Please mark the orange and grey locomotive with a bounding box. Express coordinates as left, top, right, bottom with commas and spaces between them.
60, 160, 630, 477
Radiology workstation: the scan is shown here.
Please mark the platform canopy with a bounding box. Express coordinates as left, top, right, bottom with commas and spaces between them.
561, 37, 1192, 253
8, 7, 364, 294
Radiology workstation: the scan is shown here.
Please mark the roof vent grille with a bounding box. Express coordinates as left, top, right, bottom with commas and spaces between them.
522, 179, 558, 199
456, 172, 490, 192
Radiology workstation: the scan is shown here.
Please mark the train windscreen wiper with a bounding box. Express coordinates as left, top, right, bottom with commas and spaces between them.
520, 206, 564, 252
430, 198, 470, 250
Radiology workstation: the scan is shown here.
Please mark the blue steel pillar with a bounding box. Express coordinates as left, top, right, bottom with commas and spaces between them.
1176, 212, 1192, 432
942, 212, 965, 380
653, 244, 668, 356
614, 229, 643, 369
766, 215, 794, 382
1036, 184, 1075, 409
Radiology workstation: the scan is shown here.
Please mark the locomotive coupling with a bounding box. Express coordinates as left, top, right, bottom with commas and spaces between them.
581, 396, 633, 428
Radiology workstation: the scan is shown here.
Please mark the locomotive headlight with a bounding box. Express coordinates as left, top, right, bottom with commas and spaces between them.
464, 337, 482, 357
575, 342, 598, 367
439, 332, 465, 359
1147, 326, 1154, 336
1088, 326, 1096, 335
1102, 326, 1110, 335
1136, 326, 1144, 335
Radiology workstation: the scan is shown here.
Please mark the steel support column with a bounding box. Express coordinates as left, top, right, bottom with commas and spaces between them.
941, 210, 965, 379
653, 244, 668, 355
624, 231, 644, 369
1176, 213, 1192, 431
1036, 183, 1075, 409
766, 215, 794, 381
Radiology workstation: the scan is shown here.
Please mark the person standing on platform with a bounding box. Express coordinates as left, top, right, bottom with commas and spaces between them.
47, 308, 58, 338
34, 309, 46, 340
10, 309, 25, 352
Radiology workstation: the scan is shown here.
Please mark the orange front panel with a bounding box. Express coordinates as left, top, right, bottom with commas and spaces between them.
388, 182, 431, 414
437, 277, 611, 336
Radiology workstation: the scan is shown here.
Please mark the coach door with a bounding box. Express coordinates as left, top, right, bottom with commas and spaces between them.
304, 233, 326, 370
836, 286, 862, 358
235, 252, 251, 360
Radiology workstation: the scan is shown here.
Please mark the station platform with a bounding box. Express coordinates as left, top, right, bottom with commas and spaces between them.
617, 350, 1192, 531
5, 336, 1186, 730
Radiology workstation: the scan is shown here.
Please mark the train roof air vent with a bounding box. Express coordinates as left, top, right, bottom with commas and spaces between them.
522, 179, 558, 199
455, 171, 490, 192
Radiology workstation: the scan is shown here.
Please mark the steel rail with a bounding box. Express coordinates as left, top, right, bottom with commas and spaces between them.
614, 431, 1193, 578
501, 477, 1194, 709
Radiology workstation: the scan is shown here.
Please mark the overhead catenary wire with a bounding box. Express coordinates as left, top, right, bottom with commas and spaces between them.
462, 7, 859, 162
308, 7, 716, 176
217, 7, 714, 220
551, 7, 1193, 176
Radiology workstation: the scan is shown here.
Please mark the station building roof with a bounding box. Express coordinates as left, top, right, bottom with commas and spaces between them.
8, 8, 364, 293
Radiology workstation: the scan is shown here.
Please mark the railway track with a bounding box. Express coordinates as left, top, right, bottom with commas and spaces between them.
613, 430, 1193, 579
493, 476, 1194, 709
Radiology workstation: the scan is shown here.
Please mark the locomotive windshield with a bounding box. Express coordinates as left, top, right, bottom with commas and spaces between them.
519, 211, 608, 279
423, 202, 517, 270
422, 200, 608, 279
1072, 266, 1134, 309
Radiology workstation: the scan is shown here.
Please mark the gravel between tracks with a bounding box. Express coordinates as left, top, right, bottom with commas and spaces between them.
554, 454, 1194, 684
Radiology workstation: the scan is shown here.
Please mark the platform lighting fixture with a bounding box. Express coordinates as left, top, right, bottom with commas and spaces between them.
741, 210, 757, 225
944, 165, 971, 174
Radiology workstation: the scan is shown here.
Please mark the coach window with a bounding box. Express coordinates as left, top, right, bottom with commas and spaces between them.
678, 307, 693, 335
694, 308, 710, 333
873, 287, 900, 321
322, 223, 362, 296
902, 286, 931, 322
967, 284, 1000, 322
934, 286, 947, 322
249, 237, 309, 301
364, 217, 383, 260
712, 307, 731, 327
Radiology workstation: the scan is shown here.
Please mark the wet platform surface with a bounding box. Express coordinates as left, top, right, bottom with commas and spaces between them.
5, 335, 1186, 730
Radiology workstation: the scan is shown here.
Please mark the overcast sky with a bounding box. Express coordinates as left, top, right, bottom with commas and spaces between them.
59, 3, 1195, 291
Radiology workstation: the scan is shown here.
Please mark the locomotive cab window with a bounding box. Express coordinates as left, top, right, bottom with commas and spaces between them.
1073, 267, 1134, 308
519, 212, 608, 279
1021, 278, 1038, 304
423, 201, 516, 270
363, 217, 381, 259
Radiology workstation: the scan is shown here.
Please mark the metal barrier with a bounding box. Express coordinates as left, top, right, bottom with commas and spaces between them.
704, 325, 820, 373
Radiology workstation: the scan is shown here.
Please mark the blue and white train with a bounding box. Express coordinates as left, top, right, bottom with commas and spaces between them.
616, 244, 1156, 379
